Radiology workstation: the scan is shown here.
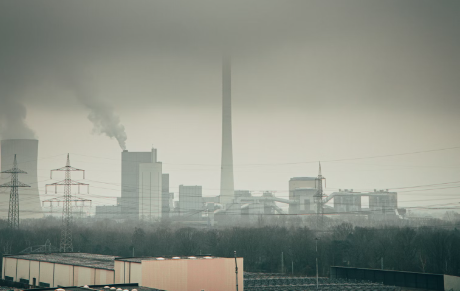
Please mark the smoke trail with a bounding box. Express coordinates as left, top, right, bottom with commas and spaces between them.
78, 96, 128, 150
61, 69, 128, 150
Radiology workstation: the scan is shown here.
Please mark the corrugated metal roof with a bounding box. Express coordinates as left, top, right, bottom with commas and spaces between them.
5, 253, 117, 270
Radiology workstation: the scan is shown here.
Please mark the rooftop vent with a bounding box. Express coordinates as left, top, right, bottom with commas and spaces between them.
156, 257, 165, 260
188, 256, 197, 259
172, 257, 180, 260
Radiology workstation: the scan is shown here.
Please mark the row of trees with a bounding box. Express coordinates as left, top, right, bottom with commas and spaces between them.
1, 217, 459, 277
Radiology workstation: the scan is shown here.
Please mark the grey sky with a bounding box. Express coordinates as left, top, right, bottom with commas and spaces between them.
1, 0, 459, 211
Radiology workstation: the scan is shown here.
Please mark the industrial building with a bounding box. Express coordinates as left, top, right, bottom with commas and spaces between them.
323, 189, 398, 216
2, 253, 116, 287
2, 253, 243, 291
0, 139, 43, 219
120, 148, 162, 220
178, 185, 203, 219
289, 177, 317, 214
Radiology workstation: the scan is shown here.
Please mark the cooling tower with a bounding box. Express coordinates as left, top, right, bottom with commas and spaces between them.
0, 139, 43, 219
219, 56, 235, 206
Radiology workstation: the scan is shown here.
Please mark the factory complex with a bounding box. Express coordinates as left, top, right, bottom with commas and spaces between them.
2, 253, 243, 291
0, 57, 404, 226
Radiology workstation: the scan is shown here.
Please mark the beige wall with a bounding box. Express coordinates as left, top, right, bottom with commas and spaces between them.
3, 257, 17, 280
54, 264, 73, 287
141, 258, 243, 291
444, 275, 460, 291
30, 260, 39, 286
114, 260, 141, 284
2, 257, 114, 288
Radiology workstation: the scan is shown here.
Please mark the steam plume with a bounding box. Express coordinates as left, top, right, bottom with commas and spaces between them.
0, 86, 36, 140
78, 96, 128, 150
61, 70, 128, 150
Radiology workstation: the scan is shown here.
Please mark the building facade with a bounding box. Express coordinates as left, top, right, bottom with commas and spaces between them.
178, 185, 203, 220
288, 177, 317, 214
121, 149, 157, 220
138, 161, 162, 221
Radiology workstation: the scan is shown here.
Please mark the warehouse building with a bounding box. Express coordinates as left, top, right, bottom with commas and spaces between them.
2, 253, 116, 288
2, 253, 243, 291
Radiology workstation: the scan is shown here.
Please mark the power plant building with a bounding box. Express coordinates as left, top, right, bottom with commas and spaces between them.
138, 161, 162, 221
178, 185, 203, 219
121, 148, 161, 220
289, 177, 317, 214
0, 139, 42, 219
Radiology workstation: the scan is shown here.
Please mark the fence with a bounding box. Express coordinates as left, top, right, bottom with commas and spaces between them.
330, 266, 445, 290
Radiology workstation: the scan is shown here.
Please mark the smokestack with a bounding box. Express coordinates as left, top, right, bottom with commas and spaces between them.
219, 56, 235, 206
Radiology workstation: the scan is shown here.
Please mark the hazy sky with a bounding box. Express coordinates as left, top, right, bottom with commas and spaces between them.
1, 0, 459, 213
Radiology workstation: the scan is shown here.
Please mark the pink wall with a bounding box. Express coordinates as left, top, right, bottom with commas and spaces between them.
141, 257, 243, 291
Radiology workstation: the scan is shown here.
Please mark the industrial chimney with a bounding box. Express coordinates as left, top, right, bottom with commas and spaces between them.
219, 56, 235, 206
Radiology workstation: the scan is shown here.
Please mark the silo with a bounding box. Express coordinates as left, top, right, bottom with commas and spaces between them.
0, 139, 43, 219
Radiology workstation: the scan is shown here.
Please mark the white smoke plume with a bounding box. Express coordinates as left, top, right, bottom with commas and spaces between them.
0, 98, 36, 140
60, 69, 128, 150
79, 96, 128, 150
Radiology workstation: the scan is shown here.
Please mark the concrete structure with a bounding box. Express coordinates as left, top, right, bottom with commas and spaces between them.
178, 185, 203, 220
121, 148, 159, 220
115, 256, 243, 291
324, 189, 398, 216
289, 177, 317, 214
2, 253, 117, 288
161, 174, 172, 218
290, 187, 317, 214
138, 160, 162, 221
219, 56, 235, 206
0, 139, 42, 219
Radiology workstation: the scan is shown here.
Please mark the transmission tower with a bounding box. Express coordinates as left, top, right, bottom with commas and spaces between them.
0, 154, 30, 229
314, 162, 326, 230
46, 154, 88, 252
42, 197, 92, 218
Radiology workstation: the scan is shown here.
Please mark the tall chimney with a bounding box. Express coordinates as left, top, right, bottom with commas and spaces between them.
220, 56, 235, 206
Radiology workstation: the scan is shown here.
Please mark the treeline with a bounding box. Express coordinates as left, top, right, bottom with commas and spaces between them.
1, 217, 460, 277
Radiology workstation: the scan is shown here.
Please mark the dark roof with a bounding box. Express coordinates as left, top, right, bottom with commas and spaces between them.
4, 253, 117, 270
29, 283, 164, 291
116, 255, 219, 263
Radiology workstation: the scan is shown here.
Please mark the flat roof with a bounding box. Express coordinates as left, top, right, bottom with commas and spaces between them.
290, 177, 316, 181
5, 253, 118, 270
116, 256, 222, 263
29, 283, 164, 291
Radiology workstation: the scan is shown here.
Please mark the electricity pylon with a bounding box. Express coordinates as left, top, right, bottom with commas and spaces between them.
46, 154, 88, 252
0, 154, 30, 229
